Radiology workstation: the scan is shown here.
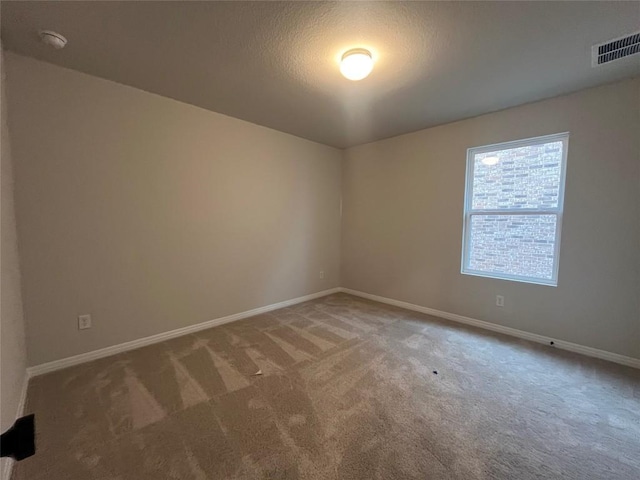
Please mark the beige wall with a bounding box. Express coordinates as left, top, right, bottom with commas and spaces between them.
1, 46, 28, 477
5, 52, 639, 367
6, 54, 342, 366
342, 78, 640, 359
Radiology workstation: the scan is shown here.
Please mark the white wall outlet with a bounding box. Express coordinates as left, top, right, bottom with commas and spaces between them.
496, 295, 505, 307
78, 314, 92, 330
319, 271, 325, 279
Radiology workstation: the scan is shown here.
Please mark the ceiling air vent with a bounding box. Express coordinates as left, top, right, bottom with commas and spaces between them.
592, 31, 640, 66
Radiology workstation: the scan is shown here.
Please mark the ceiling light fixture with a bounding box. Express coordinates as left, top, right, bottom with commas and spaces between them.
340, 48, 374, 81
481, 156, 499, 166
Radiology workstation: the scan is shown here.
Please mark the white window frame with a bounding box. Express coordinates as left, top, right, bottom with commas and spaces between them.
461, 132, 569, 287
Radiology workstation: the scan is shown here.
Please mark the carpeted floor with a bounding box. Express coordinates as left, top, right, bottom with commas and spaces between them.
13, 293, 640, 479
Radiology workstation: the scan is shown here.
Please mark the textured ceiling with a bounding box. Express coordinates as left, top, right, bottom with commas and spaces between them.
2, 1, 639, 148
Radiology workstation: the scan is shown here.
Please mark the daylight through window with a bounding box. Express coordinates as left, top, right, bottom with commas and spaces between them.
461, 133, 568, 286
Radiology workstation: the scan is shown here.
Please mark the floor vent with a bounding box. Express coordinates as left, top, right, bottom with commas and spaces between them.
592, 32, 640, 66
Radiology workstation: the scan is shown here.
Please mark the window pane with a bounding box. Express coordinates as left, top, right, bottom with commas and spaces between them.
468, 214, 557, 281
472, 141, 563, 210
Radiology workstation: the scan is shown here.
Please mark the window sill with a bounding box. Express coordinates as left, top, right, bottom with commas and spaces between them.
461, 269, 558, 287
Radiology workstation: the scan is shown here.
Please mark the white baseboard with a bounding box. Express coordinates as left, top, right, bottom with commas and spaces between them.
27, 287, 341, 377
339, 288, 640, 369
16, 371, 29, 416
2, 371, 30, 480
26, 285, 639, 377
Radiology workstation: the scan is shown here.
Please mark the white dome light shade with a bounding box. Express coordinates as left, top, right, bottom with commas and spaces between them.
340, 49, 374, 81
481, 156, 500, 166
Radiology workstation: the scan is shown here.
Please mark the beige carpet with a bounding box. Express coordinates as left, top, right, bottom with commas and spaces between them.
13, 293, 640, 479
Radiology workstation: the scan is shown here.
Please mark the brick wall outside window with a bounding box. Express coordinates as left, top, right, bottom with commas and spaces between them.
463, 135, 566, 284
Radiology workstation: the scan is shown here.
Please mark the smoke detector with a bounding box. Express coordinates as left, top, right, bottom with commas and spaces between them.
39, 30, 67, 49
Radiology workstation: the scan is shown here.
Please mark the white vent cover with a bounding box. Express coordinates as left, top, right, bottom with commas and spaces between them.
592, 31, 640, 66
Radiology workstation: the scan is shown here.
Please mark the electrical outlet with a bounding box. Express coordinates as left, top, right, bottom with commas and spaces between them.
496, 295, 505, 307
319, 271, 325, 279
78, 314, 92, 330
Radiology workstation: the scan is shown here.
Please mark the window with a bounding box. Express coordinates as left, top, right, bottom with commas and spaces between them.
461, 133, 568, 286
